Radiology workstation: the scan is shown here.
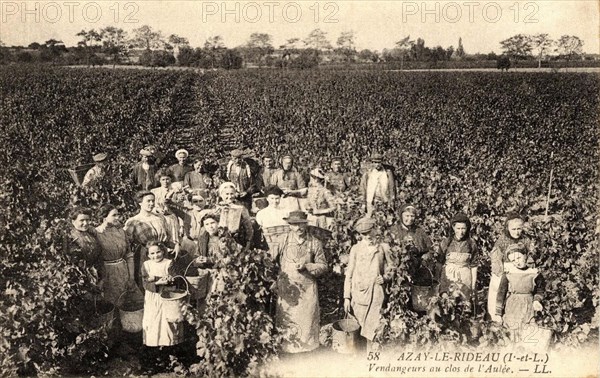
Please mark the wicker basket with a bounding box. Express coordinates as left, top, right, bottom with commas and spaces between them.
68, 163, 95, 186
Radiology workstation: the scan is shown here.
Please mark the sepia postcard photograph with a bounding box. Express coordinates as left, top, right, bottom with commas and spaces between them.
0, 0, 598, 377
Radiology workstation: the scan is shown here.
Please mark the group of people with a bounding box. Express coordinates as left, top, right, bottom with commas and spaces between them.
68, 147, 544, 354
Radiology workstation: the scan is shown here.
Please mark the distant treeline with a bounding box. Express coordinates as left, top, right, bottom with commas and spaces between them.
0, 26, 597, 70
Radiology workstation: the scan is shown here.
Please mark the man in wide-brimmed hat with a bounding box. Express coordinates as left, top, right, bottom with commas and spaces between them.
271, 210, 328, 353
82, 152, 108, 188
360, 152, 396, 214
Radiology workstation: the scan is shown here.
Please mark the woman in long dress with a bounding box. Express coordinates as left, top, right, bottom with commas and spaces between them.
151, 171, 182, 244
344, 217, 394, 343
438, 213, 478, 308
124, 191, 181, 288
272, 211, 328, 353
270, 155, 307, 213
95, 204, 135, 305
66, 206, 104, 284
389, 204, 433, 277
305, 168, 337, 230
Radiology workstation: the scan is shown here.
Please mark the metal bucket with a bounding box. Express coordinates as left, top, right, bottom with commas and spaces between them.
95, 299, 115, 329
524, 317, 554, 351
117, 290, 144, 333
184, 261, 210, 300
531, 326, 553, 350
160, 277, 188, 323
331, 317, 361, 354
412, 267, 438, 312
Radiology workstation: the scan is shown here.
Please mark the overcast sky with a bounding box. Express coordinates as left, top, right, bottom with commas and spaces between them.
1, 1, 598, 53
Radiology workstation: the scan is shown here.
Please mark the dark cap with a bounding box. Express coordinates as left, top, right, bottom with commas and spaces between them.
283, 211, 309, 224
354, 217, 376, 234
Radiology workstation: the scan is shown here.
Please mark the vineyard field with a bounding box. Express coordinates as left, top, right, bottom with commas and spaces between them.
0, 66, 598, 376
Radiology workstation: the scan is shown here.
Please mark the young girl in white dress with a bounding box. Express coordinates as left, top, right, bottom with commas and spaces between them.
141, 241, 184, 347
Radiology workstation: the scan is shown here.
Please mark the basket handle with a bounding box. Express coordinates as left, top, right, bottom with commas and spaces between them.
117, 291, 127, 308
526, 311, 557, 326
183, 259, 195, 277
423, 264, 434, 282
171, 275, 190, 294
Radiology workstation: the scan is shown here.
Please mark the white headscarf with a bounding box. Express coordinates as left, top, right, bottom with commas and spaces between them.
218, 182, 237, 200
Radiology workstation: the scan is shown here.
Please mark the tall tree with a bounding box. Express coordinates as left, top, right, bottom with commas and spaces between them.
445, 46, 455, 60
500, 34, 533, 59
280, 38, 302, 51
431, 46, 448, 62
395, 35, 414, 70
304, 29, 332, 51
76, 29, 101, 48
40, 39, 67, 63
204, 36, 226, 68
75, 29, 101, 66
556, 35, 584, 61
336, 31, 355, 50
358, 49, 378, 62
167, 34, 189, 49
204, 35, 225, 50
412, 38, 427, 61
221, 49, 243, 70
453, 37, 465, 59
336, 31, 357, 62
278, 38, 302, 68
531, 33, 553, 68
100, 27, 128, 68
165, 34, 190, 64
131, 25, 163, 51
242, 33, 274, 67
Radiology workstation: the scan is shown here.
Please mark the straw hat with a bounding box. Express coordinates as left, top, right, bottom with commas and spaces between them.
175, 149, 189, 158
93, 153, 107, 162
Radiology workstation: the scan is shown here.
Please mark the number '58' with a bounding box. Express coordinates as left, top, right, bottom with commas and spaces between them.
367, 351, 380, 360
